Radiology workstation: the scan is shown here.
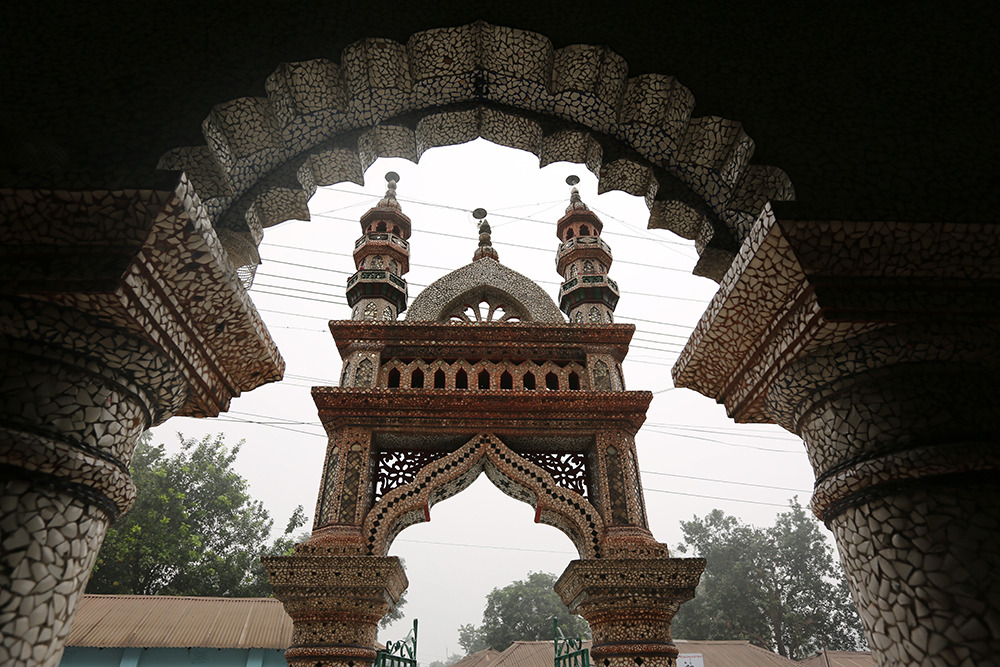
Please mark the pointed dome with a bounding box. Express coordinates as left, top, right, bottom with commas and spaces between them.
359, 171, 411, 238
406, 258, 564, 322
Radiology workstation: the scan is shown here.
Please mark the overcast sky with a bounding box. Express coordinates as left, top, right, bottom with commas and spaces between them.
148, 139, 816, 664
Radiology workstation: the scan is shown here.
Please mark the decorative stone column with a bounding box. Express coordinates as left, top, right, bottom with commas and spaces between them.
672, 209, 1000, 667
0, 183, 284, 666
0, 300, 183, 665
264, 553, 407, 667
767, 324, 1000, 666
556, 558, 705, 667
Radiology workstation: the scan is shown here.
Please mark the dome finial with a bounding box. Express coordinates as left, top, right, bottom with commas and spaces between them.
472, 207, 499, 261
565, 175, 589, 212
377, 171, 402, 210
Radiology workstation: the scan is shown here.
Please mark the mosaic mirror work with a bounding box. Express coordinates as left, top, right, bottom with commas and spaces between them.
159, 21, 794, 283
671, 202, 1000, 665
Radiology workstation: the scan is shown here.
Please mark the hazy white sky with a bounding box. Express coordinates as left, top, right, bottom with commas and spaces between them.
149, 139, 815, 664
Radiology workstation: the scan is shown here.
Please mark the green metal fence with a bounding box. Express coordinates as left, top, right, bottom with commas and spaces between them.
553, 618, 589, 667
376, 619, 418, 667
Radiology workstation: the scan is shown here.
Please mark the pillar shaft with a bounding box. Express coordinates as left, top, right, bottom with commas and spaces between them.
769, 325, 1000, 667
0, 185, 284, 666
0, 300, 178, 666
556, 558, 704, 667
672, 214, 1000, 666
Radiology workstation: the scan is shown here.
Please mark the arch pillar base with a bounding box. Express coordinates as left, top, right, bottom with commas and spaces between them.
555, 558, 704, 667
264, 554, 407, 667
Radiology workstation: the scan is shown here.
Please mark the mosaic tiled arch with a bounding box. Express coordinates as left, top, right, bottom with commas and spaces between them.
362, 433, 605, 558
159, 21, 794, 282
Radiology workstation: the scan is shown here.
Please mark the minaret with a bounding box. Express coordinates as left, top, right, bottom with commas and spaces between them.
346, 171, 411, 321
555, 176, 620, 323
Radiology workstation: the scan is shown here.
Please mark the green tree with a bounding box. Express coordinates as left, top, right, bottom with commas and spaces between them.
458, 572, 590, 653
88, 432, 306, 597
671, 499, 866, 659
427, 653, 464, 667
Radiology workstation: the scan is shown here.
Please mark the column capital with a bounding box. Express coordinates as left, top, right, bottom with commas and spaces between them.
556, 558, 704, 666
264, 555, 407, 666
672, 206, 1000, 424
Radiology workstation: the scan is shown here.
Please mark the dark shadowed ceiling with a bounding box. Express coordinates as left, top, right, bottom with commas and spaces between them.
2, 1, 997, 222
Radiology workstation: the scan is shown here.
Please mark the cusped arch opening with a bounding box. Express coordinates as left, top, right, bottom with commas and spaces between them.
363, 434, 604, 560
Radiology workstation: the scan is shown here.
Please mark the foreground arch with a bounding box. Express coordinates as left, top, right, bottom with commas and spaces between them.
159, 21, 794, 282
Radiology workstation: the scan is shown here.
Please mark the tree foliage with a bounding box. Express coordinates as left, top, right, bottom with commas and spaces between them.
427, 652, 464, 667
671, 499, 867, 659
458, 572, 590, 654
88, 432, 306, 597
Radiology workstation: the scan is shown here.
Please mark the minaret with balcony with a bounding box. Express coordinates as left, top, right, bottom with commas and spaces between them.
347, 171, 410, 322
556, 176, 620, 323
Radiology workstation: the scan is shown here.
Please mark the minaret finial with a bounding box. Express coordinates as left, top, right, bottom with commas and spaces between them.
565, 175, 589, 212
378, 171, 401, 210
472, 208, 499, 261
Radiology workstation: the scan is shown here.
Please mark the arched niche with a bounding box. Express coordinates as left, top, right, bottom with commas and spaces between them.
158, 21, 793, 283
362, 433, 605, 559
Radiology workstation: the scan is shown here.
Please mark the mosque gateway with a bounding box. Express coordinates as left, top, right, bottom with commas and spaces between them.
1, 16, 997, 667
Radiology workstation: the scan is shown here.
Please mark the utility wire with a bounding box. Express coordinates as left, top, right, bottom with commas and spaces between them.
643, 488, 791, 508
640, 470, 811, 494
312, 192, 695, 248
643, 426, 804, 454
266, 240, 693, 274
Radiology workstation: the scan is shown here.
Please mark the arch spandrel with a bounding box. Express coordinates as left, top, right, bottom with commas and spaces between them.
362, 433, 605, 559
159, 21, 793, 284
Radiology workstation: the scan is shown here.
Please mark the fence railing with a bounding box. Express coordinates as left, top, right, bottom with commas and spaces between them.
553, 618, 589, 667
376, 619, 418, 667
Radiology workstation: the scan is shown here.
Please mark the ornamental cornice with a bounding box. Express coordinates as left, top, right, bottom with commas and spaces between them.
328, 320, 635, 350
0, 182, 284, 419
311, 388, 652, 435
672, 206, 1000, 423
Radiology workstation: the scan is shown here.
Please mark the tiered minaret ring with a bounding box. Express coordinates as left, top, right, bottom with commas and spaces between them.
557, 176, 620, 324
347, 172, 411, 322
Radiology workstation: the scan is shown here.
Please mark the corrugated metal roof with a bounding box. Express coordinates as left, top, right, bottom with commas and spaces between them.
67, 595, 293, 649
454, 640, 801, 667
798, 651, 875, 667
673, 640, 798, 667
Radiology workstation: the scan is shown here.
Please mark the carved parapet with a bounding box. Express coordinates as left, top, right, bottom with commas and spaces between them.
556, 558, 704, 667
264, 555, 408, 667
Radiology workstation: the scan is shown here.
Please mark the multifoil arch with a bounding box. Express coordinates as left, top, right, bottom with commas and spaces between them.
362, 433, 605, 559
159, 21, 794, 282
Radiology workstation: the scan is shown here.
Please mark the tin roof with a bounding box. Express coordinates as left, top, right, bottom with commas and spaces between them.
453, 640, 803, 667
67, 595, 292, 649
797, 651, 875, 667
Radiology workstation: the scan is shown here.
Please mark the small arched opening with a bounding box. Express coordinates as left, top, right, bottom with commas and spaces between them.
523, 372, 536, 390
546, 372, 559, 390
500, 371, 513, 390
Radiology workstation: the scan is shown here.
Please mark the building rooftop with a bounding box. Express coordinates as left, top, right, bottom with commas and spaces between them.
66, 595, 292, 649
